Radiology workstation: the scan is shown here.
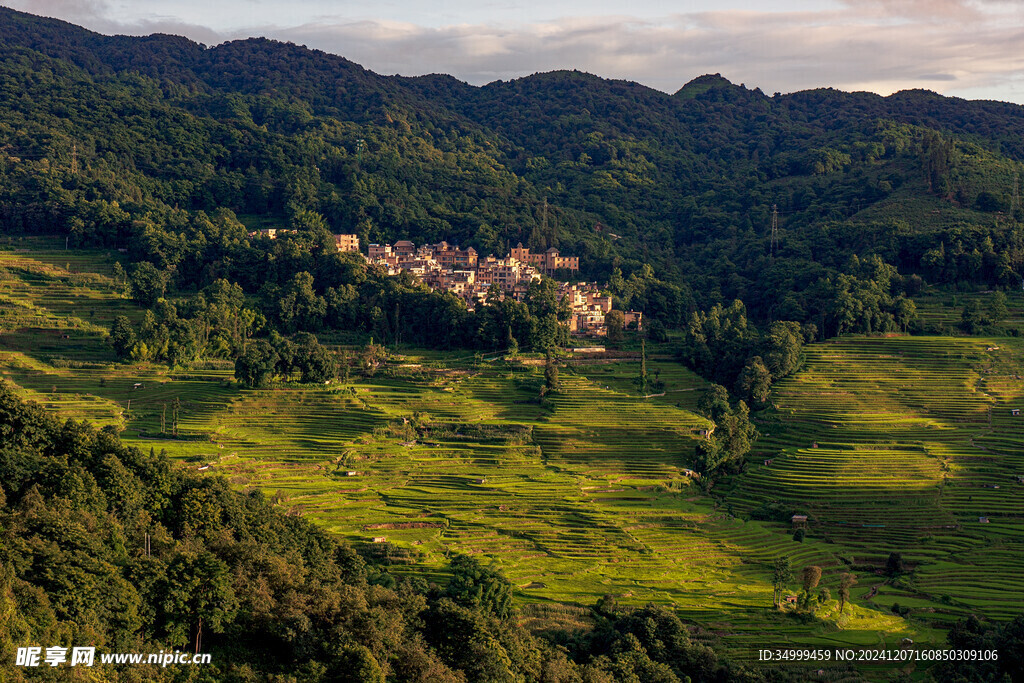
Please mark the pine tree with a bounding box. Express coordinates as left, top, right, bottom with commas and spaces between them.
544, 349, 559, 391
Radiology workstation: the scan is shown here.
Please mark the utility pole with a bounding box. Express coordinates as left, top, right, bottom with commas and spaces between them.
770, 204, 779, 258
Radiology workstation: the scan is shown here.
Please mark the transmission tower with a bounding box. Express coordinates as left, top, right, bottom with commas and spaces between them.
770, 204, 779, 258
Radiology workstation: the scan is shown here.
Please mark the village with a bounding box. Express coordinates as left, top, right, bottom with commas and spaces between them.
250, 228, 641, 336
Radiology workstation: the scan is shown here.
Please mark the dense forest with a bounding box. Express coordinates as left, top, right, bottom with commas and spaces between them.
0, 381, 827, 681
1, 7, 1023, 340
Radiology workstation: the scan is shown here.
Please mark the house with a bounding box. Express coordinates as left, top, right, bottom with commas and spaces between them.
784, 595, 798, 604
791, 514, 808, 526
333, 234, 359, 252
344, 471, 358, 477
132, 383, 143, 389
622, 310, 643, 331
979, 517, 990, 523
473, 478, 487, 484
763, 459, 773, 466
509, 243, 579, 273
1012, 409, 1020, 417
368, 243, 393, 259
371, 536, 387, 543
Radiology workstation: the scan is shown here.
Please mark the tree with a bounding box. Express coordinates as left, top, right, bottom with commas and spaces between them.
990, 291, 1009, 323
445, 554, 514, 620
234, 339, 278, 388
697, 384, 730, 422
894, 297, 917, 333
110, 316, 136, 358
129, 261, 168, 306
772, 557, 793, 607
605, 310, 625, 343
959, 301, 987, 334
505, 326, 518, 358
886, 552, 904, 577
763, 321, 803, 378
292, 332, 337, 383
839, 572, 857, 613
636, 338, 649, 395
544, 348, 559, 392
161, 552, 238, 653
112, 261, 128, 295
802, 566, 822, 600
645, 319, 667, 343
735, 355, 771, 405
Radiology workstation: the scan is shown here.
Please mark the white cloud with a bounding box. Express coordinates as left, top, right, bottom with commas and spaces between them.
265, 7, 1024, 101
3, 0, 1023, 102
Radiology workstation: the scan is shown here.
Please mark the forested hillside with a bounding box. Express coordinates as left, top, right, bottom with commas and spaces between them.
3, 9, 1024, 679
1, 5, 1023, 338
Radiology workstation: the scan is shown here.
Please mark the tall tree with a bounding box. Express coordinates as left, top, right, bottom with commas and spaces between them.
772, 557, 793, 607
839, 572, 857, 613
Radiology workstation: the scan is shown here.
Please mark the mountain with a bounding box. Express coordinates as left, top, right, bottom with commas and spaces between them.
1, 6, 1023, 329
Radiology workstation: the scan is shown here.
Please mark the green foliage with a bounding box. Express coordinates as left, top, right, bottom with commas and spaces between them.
1, 380, 781, 681
735, 356, 771, 405
694, 384, 757, 473
234, 338, 278, 387
545, 348, 560, 392
129, 262, 168, 307
444, 554, 514, 620
886, 551, 905, 577
838, 572, 857, 613
771, 557, 794, 607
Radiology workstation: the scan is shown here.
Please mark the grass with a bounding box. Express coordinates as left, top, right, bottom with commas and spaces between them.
2, 243, 1022, 679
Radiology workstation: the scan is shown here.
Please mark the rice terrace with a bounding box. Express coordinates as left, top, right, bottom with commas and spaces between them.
3, 238, 1023, 679
3, 9, 1024, 678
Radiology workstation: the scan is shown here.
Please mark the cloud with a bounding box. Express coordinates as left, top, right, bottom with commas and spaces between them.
3, 0, 1022, 102
266, 8, 1024, 101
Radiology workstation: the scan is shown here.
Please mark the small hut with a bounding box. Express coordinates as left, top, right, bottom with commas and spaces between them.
791, 514, 808, 527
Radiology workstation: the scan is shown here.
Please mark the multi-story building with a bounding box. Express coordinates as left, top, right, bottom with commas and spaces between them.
509, 243, 579, 273
334, 234, 360, 252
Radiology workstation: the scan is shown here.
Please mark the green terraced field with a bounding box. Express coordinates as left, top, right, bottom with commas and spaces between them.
725, 335, 1024, 623
5, 244, 1023, 678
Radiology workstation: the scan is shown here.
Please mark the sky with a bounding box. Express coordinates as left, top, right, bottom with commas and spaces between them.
3, 0, 1023, 103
